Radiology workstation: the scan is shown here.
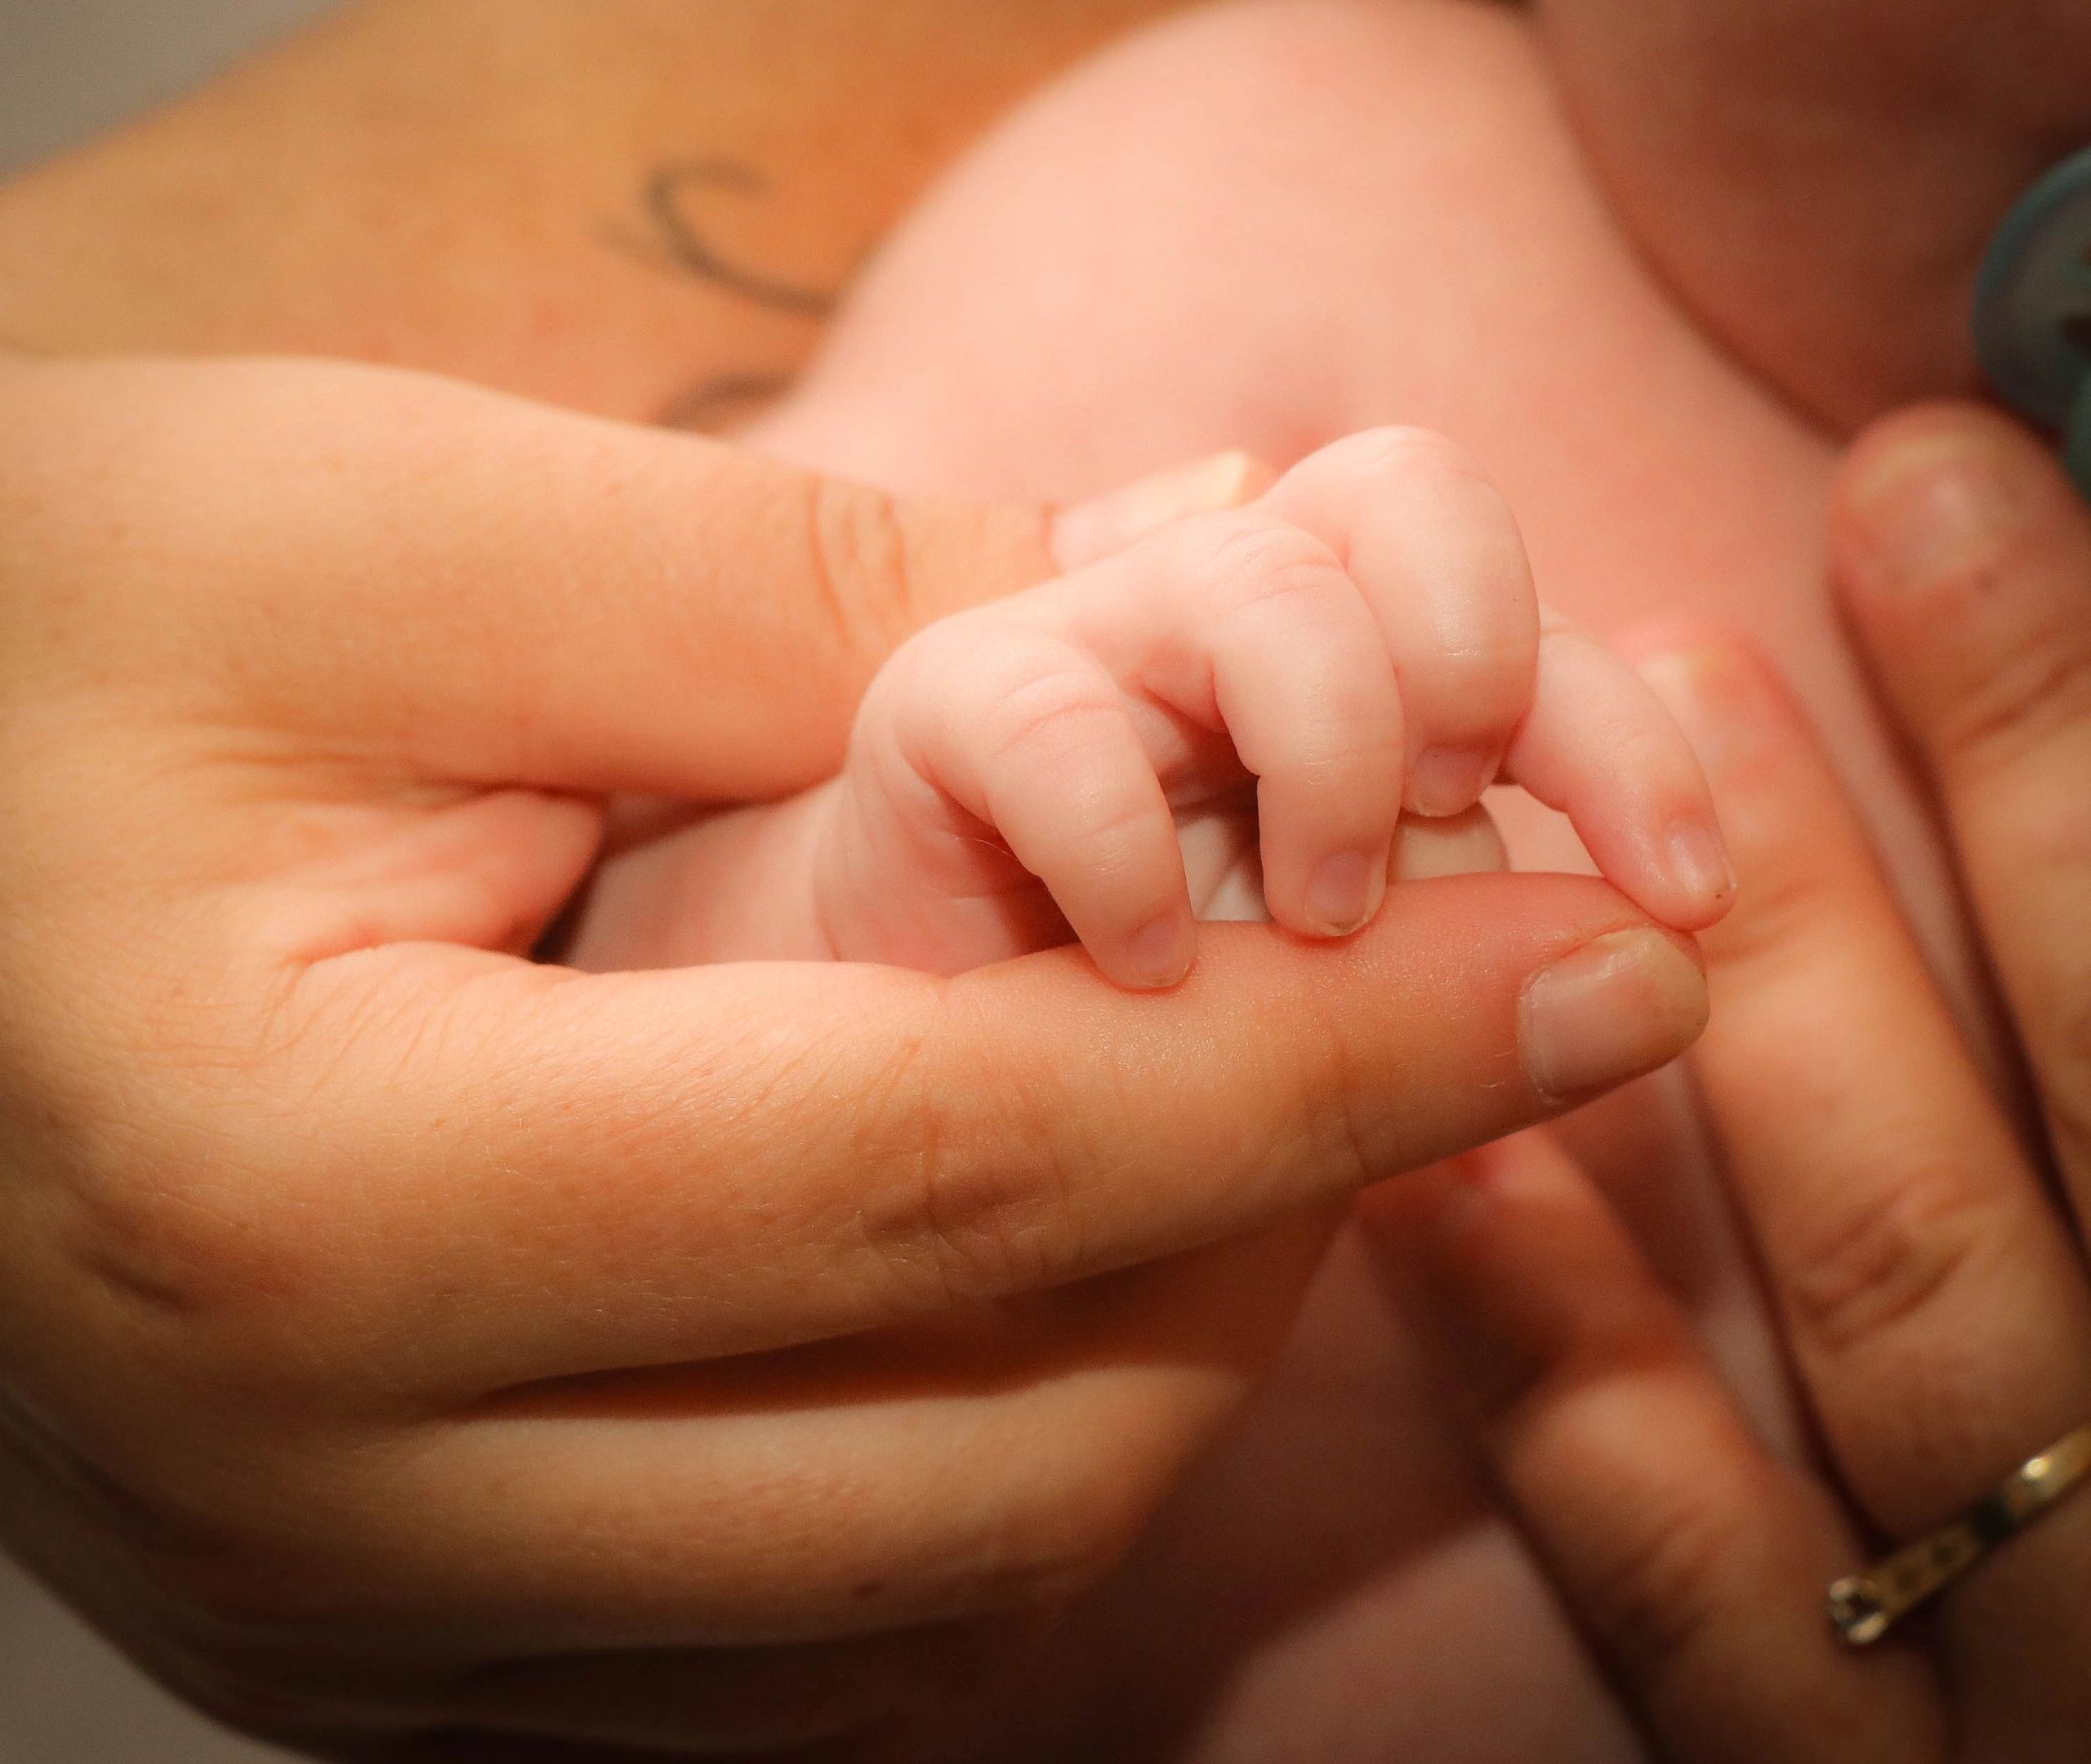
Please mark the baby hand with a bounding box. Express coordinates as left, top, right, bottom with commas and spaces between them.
815, 429, 1733, 987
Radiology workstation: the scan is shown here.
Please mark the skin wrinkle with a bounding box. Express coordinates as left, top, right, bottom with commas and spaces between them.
2, 6, 1403, 1750
1776, 1174, 2006, 1361
711, 7, 1999, 1747
45, 3, 2074, 1747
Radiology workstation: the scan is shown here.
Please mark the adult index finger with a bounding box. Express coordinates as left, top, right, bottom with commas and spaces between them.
1, 354, 1049, 804
1833, 403, 2091, 1236
96, 878, 1709, 1408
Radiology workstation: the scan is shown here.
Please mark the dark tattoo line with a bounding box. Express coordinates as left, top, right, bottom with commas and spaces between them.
604, 158, 844, 317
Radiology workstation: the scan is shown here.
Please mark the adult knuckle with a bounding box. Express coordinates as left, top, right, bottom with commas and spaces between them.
1578, 1486, 1754, 1678
1921, 564, 2091, 782
1296, 1000, 1391, 1186
63, 1132, 318, 1361
906, 1127, 1070, 1307
852, 1013, 1081, 1312
1781, 1173, 2003, 1356
51, 1074, 357, 1401
1270, 1009, 1414, 1205
805, 474, 922, 670
1476, 1313, 1684, 1447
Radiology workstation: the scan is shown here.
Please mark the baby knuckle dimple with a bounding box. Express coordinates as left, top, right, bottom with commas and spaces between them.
1175, 518, 1347, 622
1424, 620, 1536, 684
1420, 598, 1545, 712
976, 662, 1123, 773
1063, 785, 1172, 862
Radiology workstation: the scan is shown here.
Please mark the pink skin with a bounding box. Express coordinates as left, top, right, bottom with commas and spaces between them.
566, 2, 2030, 1757
814, 430, 1728, 990
596, 422, 1731, 991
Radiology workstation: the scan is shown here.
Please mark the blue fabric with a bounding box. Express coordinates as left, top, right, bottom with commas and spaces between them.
1976, 145, 2091, 492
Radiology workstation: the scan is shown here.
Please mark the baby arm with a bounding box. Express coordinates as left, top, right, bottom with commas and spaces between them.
635, 431, 1733, 985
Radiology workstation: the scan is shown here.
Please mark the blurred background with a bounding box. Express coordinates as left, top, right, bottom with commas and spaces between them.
0, 0, 332, 173
0, 9, 338, 1764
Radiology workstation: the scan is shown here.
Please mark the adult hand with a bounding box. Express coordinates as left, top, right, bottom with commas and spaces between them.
0, 353, 1708, 1758
1372, 405, 2091, 1762
1536, 0, 2091, 426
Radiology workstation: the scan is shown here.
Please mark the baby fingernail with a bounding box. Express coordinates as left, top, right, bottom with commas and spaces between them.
1666, 820, 1736, 906
1051, 453, 1273, 569
1306, 852, 1383, 937
1410, 747, 1494, 818
1519, 929, 1708, 1103
1126, 915, 1194, 988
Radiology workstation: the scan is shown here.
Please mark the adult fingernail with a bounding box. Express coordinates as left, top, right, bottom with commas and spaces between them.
1305, 852, 1384, 937
1409, 747, 1496, 819
1839, 428, 2035, 598
1519, 929, 1708, 1103
1126, 915, 1195, 989
1051, 452, 1273, 569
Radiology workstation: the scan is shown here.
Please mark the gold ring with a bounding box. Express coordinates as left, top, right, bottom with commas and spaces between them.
1830, 1422, 2091, 1646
